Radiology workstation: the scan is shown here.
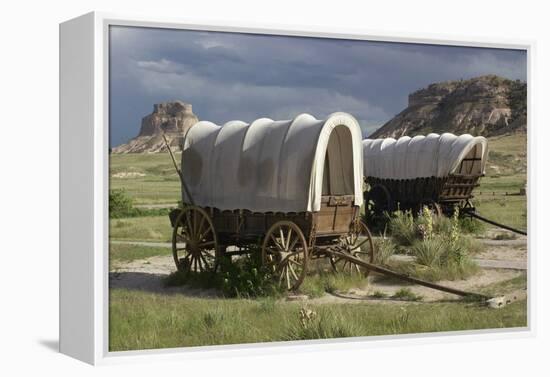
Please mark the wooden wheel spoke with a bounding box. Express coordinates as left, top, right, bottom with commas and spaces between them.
270, 234, 285, 251
288, 262, 300, 281
198, 226, 212, 241
285, 266, 290, 289
279, 228, 286, 250
286, 228, 293, 251
198, 240, 215, 248
288, 258, 303, 267
185, 211, 192, 233
196, 215, 206, 239
287, 235, 299, 252
350, 237, 369, 251
197, 254, 204, 270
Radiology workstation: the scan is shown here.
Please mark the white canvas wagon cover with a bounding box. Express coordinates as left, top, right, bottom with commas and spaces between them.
362, 133, 488, 180
181, 113, 363, 213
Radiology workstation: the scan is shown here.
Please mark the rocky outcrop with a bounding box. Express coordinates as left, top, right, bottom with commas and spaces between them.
370, 75, 527, 138
112, 101, 199, 153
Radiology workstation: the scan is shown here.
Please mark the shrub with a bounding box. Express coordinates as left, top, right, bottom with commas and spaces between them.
109, 189, 135, 218
387, 210, 417, 246
109, 189, 172, 218
163, 252, 282, 298
411, 237, 445, 267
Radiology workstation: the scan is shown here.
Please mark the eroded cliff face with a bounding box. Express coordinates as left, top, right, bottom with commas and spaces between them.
370, 75, 526, 139
112, 101, 199, 153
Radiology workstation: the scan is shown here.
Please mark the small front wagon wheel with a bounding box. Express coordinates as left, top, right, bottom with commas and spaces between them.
331, 220, 375, 276
172, 206, 219, 273
262, 221, 308, 291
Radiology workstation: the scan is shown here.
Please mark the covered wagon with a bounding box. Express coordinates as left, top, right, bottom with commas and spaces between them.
362, 133, 488, 216
169, 113, 375, 290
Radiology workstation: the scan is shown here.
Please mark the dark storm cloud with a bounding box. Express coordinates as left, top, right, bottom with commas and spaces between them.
109, 26, 527, 146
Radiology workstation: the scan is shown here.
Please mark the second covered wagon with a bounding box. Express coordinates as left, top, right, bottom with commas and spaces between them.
362, 133, 489, 216
169, 112, 375, 290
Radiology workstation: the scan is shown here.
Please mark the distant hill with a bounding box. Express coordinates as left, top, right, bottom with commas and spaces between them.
369, 75, 526, 139
112, 101, 199, 153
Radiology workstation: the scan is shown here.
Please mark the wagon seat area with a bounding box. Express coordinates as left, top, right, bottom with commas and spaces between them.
440, 136, 488, 205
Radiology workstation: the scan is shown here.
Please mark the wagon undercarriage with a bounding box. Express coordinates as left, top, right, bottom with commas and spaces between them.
169, 194, 376, 291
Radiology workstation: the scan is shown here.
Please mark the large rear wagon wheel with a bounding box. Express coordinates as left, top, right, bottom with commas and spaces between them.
172, 206, 219, 273
261, 221, 308, 291
330, 220, 375, 276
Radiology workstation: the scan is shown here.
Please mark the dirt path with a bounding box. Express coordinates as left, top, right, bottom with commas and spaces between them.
109, 228, 527, 304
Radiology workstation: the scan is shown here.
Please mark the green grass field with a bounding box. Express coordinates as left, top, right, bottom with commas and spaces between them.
110, 216, 172, 242
110, 243, 171, 264
473, 133, 527, 230
110, 153, 181, 204
109, 288, 526, 351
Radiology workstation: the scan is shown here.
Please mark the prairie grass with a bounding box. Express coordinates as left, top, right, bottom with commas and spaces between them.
391, 288, 423, 301
109, 289, 527, 351
109, 216, 172, 242
109, 243, 171, 264
373, 236, 396, 265
298, 272, 368, 298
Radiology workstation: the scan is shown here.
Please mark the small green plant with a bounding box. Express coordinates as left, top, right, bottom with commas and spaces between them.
391, 288, 423, 301
299, 272, 367, 298
373, 233, 396, 266
163, 252, 282, 298
387, 210, 417, 246
411, 237, 445, 267
284, 308, 361, 340
371, 290, 388, 299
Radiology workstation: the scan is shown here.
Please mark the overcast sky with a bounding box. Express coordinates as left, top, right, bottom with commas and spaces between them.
109, 26, 527, 147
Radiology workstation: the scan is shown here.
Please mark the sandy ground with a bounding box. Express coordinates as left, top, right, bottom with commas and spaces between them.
110, 228, 527, 305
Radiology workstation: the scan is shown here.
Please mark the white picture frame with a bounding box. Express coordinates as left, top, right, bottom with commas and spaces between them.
59, 11, 534, 365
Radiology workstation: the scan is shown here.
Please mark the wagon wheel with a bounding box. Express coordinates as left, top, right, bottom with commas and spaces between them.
419, 199, 442, 217
330, 220, 375, 276
172, 206, 219, 273
366, 184, 393, 218
261, 221, 308, 291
